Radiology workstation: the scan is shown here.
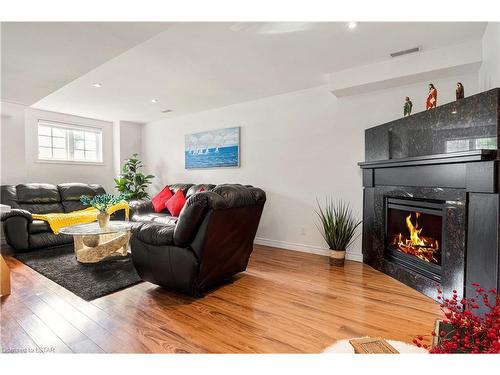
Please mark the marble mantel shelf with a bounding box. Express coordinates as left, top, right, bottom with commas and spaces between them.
358, 149, 497, 169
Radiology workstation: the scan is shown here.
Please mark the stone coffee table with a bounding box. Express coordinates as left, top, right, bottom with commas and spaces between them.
59, 221, 133, 264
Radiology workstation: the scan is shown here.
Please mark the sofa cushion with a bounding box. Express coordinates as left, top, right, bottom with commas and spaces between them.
165, 189, 186, 216
131, 222, 175, 246
29, 232, 73, 249
16, 183, 61, 203
212, 184, 266, 208
129, 199, 154, 216
186, 184, 215, 198
15, 183, 64, 214
131, 213, 178, 226
151, 185, 173, 213
29, 220, 52, 234
58, 183, 106, 212
17, 202, 65, 214
151, 215, 178, 226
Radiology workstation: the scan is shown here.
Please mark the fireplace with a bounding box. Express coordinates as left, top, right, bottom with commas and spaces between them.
385, 198, 443, 282
359, 88, 500, 301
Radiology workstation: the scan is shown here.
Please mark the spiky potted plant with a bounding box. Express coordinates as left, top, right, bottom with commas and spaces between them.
316, 199, 362, 266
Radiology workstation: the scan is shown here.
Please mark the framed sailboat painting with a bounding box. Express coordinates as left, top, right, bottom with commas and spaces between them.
185, 127, 240, 169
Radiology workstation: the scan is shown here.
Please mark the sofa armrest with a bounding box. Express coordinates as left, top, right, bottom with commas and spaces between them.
129, 199, 154, 217
1, 208, 33, 222
1, 209, 32, 250
110, 210, 126, 221
131, 222, 175, 246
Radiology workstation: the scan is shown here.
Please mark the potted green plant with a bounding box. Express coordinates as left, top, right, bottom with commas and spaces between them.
316, 199, 362, 266
114, 153, 154, 200
80, 193, 128, 230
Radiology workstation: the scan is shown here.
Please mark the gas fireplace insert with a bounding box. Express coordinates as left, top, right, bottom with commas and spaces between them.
385, 197, 444, 282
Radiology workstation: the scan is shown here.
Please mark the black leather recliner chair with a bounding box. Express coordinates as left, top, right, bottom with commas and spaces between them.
130, 184, 266, 296
1, 183, 106, 252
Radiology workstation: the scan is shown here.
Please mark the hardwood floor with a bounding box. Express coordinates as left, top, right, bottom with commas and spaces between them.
1, 245, 441, 353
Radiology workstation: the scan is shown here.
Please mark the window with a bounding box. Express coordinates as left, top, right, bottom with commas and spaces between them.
38, 121, 103, 163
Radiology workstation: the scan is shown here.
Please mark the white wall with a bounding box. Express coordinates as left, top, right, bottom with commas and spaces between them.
1, 103, 27, 185
112, 120, 143, 176
119, 121, 143, 163
1, 105, 142, 193
479, 22, 500, 91
142, 73, 479, 261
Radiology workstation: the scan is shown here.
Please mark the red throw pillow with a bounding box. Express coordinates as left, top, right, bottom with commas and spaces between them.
165, 189, 187, 216
151, 185, 173, 213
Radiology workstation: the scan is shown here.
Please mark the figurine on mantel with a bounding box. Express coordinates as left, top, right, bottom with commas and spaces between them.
404, 97, 413, 117
426, 83, 437, 110
456, 82, 464, 100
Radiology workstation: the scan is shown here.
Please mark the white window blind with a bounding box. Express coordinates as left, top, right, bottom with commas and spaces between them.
37, 120, 103, 163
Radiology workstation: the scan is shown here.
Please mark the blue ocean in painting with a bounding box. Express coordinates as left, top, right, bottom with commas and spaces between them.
185, 145, 239, 169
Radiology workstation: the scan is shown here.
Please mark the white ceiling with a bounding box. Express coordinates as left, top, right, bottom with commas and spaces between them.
2, 22, 487, 123
1, 22, 171, 105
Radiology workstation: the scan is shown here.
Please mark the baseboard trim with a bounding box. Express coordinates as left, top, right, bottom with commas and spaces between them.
254, 237, 363, 262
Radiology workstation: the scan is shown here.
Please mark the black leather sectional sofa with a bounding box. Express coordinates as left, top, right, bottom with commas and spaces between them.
1, 183, 106, 251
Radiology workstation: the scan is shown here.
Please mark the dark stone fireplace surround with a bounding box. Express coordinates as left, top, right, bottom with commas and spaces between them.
385, 197, 444, 281
359, 88, 500, 302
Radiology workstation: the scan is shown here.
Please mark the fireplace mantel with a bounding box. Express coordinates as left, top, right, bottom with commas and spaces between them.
358, 149, 496, 169
359, 88, 500, 303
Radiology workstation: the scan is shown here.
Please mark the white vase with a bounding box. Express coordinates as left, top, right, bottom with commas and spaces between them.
97, 212, 110, 230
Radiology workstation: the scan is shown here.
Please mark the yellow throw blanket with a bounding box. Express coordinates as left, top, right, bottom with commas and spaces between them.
32, 201, 129, 234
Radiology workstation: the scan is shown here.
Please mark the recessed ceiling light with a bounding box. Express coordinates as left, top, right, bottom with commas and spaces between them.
347, 22, 357, 30
151, 99, 159, 104
92, 83, 102, 88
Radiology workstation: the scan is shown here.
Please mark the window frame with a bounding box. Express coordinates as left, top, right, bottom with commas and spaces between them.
36, 120, 104, 165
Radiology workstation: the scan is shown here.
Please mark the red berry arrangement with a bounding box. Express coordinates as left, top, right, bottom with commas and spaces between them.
413, 283, 499, 353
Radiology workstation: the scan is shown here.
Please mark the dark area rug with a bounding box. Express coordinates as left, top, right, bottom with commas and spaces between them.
15, 245, 142, 301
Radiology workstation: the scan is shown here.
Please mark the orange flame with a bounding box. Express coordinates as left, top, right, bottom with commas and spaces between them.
406, 212, 425, 247
391, 212, 439, 264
